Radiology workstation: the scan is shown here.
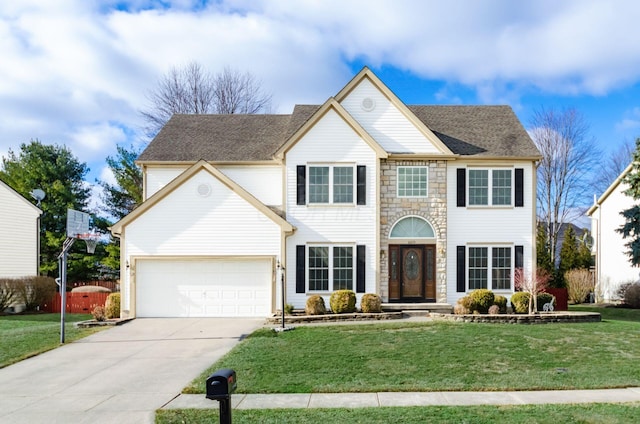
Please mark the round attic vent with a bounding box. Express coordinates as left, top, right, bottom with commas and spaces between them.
197, 183, 212, 197
361, 97, 375, 112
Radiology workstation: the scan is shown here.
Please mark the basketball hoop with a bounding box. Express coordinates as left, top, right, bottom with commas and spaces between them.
77, 233, 99, 254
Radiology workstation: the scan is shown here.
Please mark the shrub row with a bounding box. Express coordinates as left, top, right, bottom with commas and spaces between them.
304, 290, 382, 315
455, 289, 556, 315
0, 276, 56, 312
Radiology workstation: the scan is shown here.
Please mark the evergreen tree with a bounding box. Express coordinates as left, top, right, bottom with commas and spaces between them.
618, 138, 640, 266
559, 225, 580, 274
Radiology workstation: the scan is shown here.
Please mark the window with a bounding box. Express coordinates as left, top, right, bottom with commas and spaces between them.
308, 245, 353, 291
468, 169, 512, 206
308, 165, 354, 204
398, 166, 428, 197
390, 216, 435, 238
467, 246, 512, 290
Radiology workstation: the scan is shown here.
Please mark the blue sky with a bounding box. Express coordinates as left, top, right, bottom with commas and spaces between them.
1, 0, 640, 213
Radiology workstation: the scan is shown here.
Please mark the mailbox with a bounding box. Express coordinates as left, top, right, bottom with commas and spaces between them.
206, 368, 237, 400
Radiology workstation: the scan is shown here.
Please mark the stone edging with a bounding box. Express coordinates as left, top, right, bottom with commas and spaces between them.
265, 312, 405, 325
75, 317, 135, 328
430, 311, 601, 324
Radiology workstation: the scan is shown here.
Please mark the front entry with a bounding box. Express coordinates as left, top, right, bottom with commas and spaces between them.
389, 245, 436, 302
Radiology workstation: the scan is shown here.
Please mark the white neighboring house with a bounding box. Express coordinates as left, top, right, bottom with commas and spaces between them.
0, 179, 42, 279
111, 67, 541, 318
588, 164, 640, 301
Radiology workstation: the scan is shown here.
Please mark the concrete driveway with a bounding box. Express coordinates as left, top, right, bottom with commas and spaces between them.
0, 318, 263, 424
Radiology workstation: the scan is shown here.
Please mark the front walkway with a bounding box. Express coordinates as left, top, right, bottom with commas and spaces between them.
165, 387, 640, 410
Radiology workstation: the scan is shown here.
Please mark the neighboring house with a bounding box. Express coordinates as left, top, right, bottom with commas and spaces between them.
0, 179, 42, 279
588, 164, 640, 301
111, 67, 541, 318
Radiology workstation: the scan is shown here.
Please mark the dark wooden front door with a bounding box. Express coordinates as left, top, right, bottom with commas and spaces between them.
389, 245, 436, 302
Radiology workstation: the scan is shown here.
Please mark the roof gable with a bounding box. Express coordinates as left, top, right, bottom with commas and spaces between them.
0, 179, 42, 216
111, 160, 294, 235
587, 163, 633, 216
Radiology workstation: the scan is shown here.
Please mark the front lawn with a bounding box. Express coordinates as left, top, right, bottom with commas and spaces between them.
185, 316, 640, 394
0, 313, 105, 368
157, 403, 640, 424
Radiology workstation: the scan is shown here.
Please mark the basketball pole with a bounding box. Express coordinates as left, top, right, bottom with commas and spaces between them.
58, 237, 75, 344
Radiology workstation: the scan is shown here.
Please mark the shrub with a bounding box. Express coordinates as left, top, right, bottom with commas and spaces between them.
104, 293, 121, 319
537, 293, 555, 311
565, 268, 594, 304
0, 278, 18, 312
493, 295, 507, 314
330, 290, 357, 314
510, 292, 530, 314
453, 303, 470, 315
71, 285, 111, 293
305, 295, 326, 315
360, 293, 382, 313
468, 289, 495, 314
92, 305, 106, 321
617, 281, 635, 302
15, 276, 57, 311
623, 283, 640, 309
488, 305, 500, 315
284, 303, 294, 315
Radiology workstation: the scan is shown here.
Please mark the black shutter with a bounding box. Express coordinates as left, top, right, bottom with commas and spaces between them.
296, 165, 306, 205
457, 168, 466, 207
515, 168, 524, 207
357, 166, 366, 205
356, 245, 366, 293
515, 245, 524, 269
296, 245, 305, 293
456, 246, 466, 292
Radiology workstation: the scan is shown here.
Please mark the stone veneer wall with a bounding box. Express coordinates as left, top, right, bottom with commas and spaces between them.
379, 160, 447, 302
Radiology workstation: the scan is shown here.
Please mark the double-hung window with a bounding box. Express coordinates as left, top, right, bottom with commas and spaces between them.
308, 165, 354, 204
398, 166, 428, 197
467, 246, 512, 290
308, 245, 353, 291
468, 169, 512, 206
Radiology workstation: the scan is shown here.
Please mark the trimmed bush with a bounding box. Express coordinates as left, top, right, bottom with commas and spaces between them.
488, 305, 500, 315
305, 295, 326, 315
493, 295, 507, 314
330, 290, 356, 314
468, 289, 495, 314
624, 283, 640, 309
360, 293, 382, 313
453, 303, 470, 315
71, 285, 111, 293
284, 303, 294, 315
104, 292, 121, 319
92, 305, 106, 321
510, 292, 530, 314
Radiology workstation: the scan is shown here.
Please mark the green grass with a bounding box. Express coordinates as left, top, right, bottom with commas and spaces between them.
185, 316, 640, 394
0, 313, 105, 368
156, 403, 640, 424
570, 304, 640, 322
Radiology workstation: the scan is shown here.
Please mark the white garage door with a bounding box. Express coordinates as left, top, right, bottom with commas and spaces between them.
136, 258, 272, 317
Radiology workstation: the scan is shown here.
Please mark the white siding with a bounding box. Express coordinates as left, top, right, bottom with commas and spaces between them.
592, 181, 639, 301
446, 161, 536, 305
285, 108, 378, 309
145, 166, 187, 198
122, 169, 282, 311
340, 78, 439, 154
0, 183, 41, 277
217, 165, 282, 206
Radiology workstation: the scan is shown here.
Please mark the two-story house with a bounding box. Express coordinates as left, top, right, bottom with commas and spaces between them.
111, 67, 540, 318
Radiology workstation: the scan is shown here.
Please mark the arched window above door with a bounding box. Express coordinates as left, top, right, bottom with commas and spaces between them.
389, 216, 435, 239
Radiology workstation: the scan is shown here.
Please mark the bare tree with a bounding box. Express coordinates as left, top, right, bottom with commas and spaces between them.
140, 62, 272, 138
592, 139, 634, 196
530, 107, 599, 262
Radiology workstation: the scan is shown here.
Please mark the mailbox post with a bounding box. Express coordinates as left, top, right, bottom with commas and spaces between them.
206, 368, 237, 424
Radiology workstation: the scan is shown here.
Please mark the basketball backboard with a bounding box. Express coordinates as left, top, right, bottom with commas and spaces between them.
66, 208, 90, 238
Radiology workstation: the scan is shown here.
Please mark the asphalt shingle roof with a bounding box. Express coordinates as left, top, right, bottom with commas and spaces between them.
137, 104, 539, 162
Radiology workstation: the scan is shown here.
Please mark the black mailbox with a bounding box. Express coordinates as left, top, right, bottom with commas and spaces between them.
206, 368, 237, 400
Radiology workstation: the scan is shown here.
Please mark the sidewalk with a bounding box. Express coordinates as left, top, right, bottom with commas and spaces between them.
164, 387, 640, 410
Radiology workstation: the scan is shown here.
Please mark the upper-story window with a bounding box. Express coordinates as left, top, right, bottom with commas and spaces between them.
308, 165, 354, 204
398, 166, 428, 197
468, 169, 512, 206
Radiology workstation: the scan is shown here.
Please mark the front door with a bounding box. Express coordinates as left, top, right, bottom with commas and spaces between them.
389, 245, 436, 302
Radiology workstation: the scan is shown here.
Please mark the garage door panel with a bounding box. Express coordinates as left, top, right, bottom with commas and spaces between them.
136, 259, 272, 317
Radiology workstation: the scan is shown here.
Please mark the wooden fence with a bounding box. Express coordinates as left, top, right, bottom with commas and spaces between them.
41, 292, 110, 314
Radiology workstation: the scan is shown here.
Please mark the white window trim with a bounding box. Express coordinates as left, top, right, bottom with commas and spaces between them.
397, 166, 429, 198
307, 164, 356, 205
467, 244, 514, 292
307, 243, 355, 292
468, 168, 513, 207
